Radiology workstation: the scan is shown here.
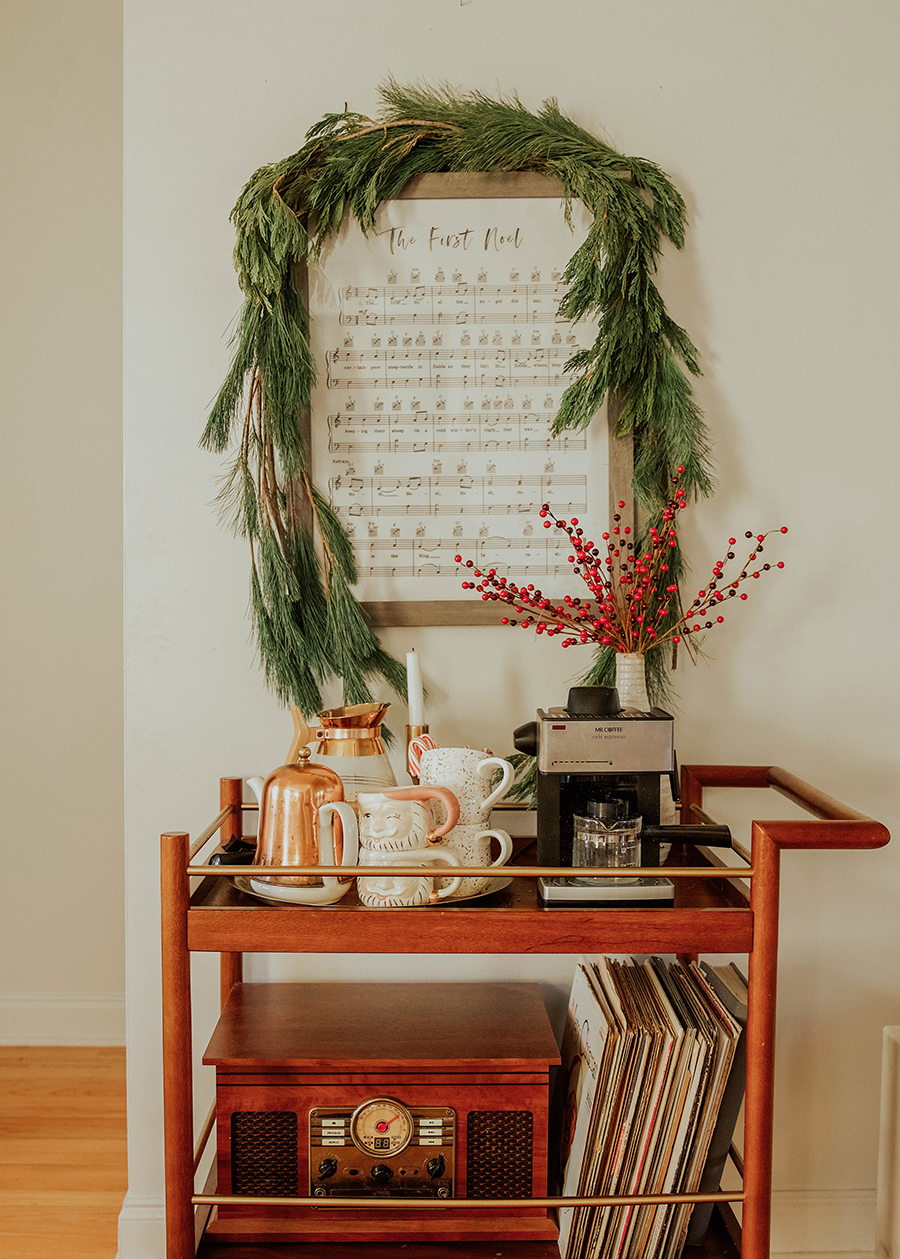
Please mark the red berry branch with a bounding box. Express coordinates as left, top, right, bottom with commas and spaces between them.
456, 467, 787, 654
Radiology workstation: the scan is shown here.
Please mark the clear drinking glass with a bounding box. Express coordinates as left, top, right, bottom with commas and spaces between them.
572, 811, 643, 886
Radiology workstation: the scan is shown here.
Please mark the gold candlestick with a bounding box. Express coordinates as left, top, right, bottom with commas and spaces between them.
405, 723, 429, 784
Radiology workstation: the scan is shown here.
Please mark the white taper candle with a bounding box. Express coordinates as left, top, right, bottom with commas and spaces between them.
406, 649, 425, 726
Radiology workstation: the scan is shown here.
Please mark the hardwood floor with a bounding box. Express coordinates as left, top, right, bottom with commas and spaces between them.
0, 1049, 873, 1259
0, 1046, 127, 1258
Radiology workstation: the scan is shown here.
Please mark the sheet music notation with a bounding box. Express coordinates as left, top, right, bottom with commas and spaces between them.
330, 472, 586, 519
326, 346, 574, 390
340, 280, 570, 328
349, 533, 577, 579
327, 410, 587, 456
308, 197, 609, 603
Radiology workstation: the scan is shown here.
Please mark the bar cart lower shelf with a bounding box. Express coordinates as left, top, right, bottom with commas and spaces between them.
162, 764, 888, 1259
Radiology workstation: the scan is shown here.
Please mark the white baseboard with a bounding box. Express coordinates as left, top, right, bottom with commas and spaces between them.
117, 1194, 166, 1259
0, 991, 126, 1044
771, 1188, 876, 1253
877, 1026, 900, 1259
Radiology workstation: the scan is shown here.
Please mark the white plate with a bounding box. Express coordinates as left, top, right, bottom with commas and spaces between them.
233, 874, 512, 906
235, 875, 352, 906
436, 876, 513, 904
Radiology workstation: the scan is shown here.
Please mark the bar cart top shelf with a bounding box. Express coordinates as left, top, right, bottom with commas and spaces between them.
186, 843, 752, 956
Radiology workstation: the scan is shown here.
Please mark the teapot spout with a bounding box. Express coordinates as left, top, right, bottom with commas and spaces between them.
246, 775, 265, 804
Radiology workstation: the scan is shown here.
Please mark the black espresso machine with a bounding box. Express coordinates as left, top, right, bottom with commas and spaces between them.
513, 686, 731, 905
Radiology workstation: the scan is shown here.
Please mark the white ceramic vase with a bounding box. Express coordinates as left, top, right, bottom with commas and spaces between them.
615, 652, 651, 712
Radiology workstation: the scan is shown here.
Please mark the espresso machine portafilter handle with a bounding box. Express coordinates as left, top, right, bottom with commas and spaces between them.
513, 722, 538, 756
641, 824, 733, 849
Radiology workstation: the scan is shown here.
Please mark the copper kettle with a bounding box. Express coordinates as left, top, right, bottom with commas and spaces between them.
247, 745, 359, 906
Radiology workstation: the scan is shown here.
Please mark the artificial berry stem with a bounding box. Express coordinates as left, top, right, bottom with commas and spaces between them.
456, 468, 787, 655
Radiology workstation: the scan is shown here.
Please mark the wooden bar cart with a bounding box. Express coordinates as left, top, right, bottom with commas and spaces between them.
161, 764, 888, 1258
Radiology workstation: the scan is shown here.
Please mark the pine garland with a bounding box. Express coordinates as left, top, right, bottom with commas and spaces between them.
203, 81, 713, 718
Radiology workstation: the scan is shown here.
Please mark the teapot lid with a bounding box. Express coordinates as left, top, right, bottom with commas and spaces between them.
263, 744, 344, 796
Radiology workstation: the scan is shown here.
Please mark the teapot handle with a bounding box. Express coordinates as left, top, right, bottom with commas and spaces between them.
381, 786, 460, 843
318, 802, 360, 884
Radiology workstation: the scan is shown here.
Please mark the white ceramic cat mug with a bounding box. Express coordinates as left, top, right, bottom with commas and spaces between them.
417, 748, 513, 826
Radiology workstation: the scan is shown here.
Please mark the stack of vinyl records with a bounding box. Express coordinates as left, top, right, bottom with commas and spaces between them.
555, 956, 747, 1259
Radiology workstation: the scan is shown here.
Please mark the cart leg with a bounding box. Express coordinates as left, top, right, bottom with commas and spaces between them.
743, 823, 779, 1259
161, 832, 195, 1259
218, 776, 244, 848
218, 778, 244, 1008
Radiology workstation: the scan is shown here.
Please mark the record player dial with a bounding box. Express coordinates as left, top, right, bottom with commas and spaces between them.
349, 1097, 414, 1157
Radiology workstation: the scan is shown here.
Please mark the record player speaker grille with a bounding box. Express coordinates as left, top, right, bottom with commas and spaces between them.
466, 1110, 533, 1198
231, 1110, 298, 1196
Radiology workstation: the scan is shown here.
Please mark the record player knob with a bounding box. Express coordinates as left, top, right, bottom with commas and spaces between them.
426, 1154, 445, 1179
317, 1158, 338, 1179
370, 1164, 394, 1183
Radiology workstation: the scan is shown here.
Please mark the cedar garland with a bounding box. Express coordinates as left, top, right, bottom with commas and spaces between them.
203, 81, 713, 717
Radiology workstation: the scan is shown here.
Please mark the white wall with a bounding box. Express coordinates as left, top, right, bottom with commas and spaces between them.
123, 1, 900, 1254
0, 0, 124, 1045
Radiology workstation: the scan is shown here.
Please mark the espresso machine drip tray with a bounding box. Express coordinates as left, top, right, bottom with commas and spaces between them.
538, 876, 674, 906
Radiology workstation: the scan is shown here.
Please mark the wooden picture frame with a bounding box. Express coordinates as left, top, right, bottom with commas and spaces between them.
295, 172, 633, 629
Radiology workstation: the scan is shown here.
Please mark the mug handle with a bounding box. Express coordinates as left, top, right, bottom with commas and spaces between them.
474, 828, 514, 870
478, 757, 514, 813
421, 848, 463, 902
381, 786, 460, 843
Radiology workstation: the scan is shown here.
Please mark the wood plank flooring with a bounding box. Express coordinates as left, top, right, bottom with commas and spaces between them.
0, 1048, 873, 1259
0, 1046, 127, 1258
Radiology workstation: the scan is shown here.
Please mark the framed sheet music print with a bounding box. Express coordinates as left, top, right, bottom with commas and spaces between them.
305, 173, 632, 627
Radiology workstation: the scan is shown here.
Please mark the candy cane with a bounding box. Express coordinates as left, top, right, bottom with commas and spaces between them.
407, 733, 439, 778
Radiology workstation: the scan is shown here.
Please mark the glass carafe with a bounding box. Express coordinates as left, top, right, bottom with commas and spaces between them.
309, 702, 397, 807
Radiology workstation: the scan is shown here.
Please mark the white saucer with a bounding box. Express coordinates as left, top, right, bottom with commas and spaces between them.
438, 876, 512, 904
232, 875, 351, 906
233, 874, 512, 906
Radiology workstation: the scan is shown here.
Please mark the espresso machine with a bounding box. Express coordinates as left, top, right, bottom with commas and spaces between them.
513, 685, 731, 905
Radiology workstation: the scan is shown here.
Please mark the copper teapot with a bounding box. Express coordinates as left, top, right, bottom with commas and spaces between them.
247, 746, 359, 906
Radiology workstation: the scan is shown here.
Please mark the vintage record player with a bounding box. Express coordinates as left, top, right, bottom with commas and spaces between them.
203, 981, 560, 1244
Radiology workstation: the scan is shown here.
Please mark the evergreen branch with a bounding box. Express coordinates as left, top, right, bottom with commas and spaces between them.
334, 118, 460, 142
203, 81, 714, 720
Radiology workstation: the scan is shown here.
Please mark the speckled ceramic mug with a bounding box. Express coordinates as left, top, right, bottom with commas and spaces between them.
418, 747, 513, 826
433, 823, 514, 898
